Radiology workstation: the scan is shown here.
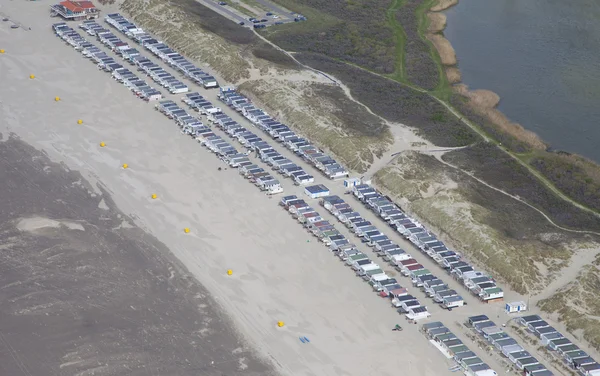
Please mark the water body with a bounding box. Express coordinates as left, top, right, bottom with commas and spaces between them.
443, 0, 600, 162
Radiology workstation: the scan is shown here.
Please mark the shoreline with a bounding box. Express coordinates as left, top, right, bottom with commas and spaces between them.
426, 0, 547, 151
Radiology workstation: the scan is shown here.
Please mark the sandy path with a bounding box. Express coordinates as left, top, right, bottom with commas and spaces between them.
0, 3, 454, 376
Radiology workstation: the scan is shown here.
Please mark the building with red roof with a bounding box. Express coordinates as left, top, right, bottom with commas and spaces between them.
50, 0, 100, 21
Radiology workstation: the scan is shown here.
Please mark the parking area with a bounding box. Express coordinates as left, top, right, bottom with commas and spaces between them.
195, 0, 305, 28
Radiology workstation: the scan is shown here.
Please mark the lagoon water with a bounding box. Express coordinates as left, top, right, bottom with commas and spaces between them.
444, 0, 600, 162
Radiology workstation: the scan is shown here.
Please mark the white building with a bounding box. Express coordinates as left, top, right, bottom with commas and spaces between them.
505, 301, 528, 314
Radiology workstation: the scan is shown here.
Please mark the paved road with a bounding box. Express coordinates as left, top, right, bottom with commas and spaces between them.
253, 0, 294, 19
197, 0, 248, 24
196, 0, 294, 28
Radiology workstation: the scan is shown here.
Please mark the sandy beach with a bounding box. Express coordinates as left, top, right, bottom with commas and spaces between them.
1, 1, 593, 375
0, 3, 456, 376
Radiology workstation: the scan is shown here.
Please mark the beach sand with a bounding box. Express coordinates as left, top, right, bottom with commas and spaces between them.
0, 2, 455, 376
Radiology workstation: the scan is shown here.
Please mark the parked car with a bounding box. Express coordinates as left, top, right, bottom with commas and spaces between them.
274, 21, 284, 25
253, 24, 266, 29
218, 1, 227, 5
239, 21, 245, 25
266, 12, 273, 16
260, 18, 268, 22
272, 15, 279, 18
249, 17, 256, 21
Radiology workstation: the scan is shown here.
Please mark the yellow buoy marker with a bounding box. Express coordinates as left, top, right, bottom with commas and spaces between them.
77, 119, 83, 124
29, 74, 35, 79
277, 321, 285, 328
122, 163, 129, 169
99, 141, 106, 147
55, 96, 61, 102
184, 227, 190, 233
227, 269, 233, 276
0, 49, 5, 54
151, 193, 157, 199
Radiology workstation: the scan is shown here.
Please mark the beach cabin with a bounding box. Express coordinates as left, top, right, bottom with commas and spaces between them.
426, 327, 450, 340
455, 351, 477, 363
494, 338, 517, 352
572, 357, 596, 369
501, 344, 524, 358
523, 364, 551, 376
488, 332, 510, 345
468, 315, 490, 327
578, 363, 600, 376
304, 184, 330, 199
563, 350, 588, 366
508, 351, 531, 364
465, 364, 497, 376
534, 326, 557, 338
422, 321, 444, 332
540, 332, 563, 346
481, 325, 503, 339
528, 320, 550, 333
548, 337, 572, 351
516, 357, 539, 370
405, 306, 430, 321
480, 287, 504, 302
474, 320, 496, 334
442, 295, 464, 309
461, 357, 484, 369
557, 344, 579, 356
519, 315, 542, 327
505, 301, 528, 314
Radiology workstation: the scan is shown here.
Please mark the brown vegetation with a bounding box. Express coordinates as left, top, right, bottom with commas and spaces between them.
426, 12, 446, 33
430, 0, 458, 12
426, 33, 456, 66
445, 67, 461, 83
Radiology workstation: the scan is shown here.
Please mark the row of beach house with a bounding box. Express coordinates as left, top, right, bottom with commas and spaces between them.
104, 13, 219, 89
422, 321, 497, 376
153, 98, 284, 194
350, 183, 505, 303
78, 20, 190, 95
517, 315, 600, 376
279, 194, 431, 321
52, 22, 163, 101
103, 13, 350, 183
319, 194, 463, 311
189, 90, 317, 186
217, 87, 350, 181
468, 315, 555, 376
